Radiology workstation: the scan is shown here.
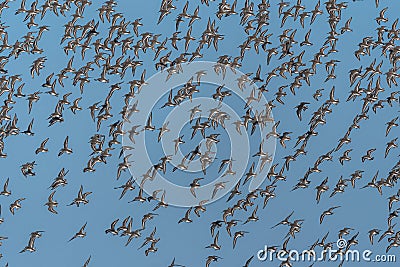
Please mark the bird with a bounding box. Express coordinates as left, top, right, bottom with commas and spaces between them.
153, 191, 168, 211
0, 205, 4, 224
49, 168, 69, 190
27, 91, 41, 114
316, 177, 329, 203
178, 208, 192, 224
340, 17, 353, 34
68, 222, 87, 242
375, 7, 388, 24
69, 97, 82, 114
207, 218, 223, 238
206, 231, 221, 250
58, 136, 73, 156
271, 211, 294, 228
205, 255, 222, 267
144, 241, 159, 256
368, 229, 380, 245
339, 149, 353, 165
243, 162, 257, 185
10, 198, 26, 215
35, 138, 49, 154
117, 154, 133, 179
114, 178, 135, 200
168, 258, 185, 267
378, 224, 396, 243
386, 240, 400, 253
88, 102, 101, 121
105, 219, 119, 235
361, 148, 376, 162
386, 117, 398, 136
233, 231, 248, 249
328, 86, 339, 105
243, 205, 259, 224
211, 181, 228, 199
0, 178, 11, 196
295, 102, 310, 121
68, 185, 92, 207
242, 256, 254, 267
141, 213, 158, 230
190, 178, 203, 198
158, 121, 170, 142
338, 227, 354, 239
45, 191, 58, 214
138, 227, 158, 250
227, 181, 241, 202
20, 231, 44, 253
385, 138, 398, 158
361, 171, 379, 192
21, 119, 34, 136
144, 112, 155, 131
82, 256, 91, 267
320, 206, 341, 224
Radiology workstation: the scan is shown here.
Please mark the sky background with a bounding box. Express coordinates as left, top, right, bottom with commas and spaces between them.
0, 0, 399, 266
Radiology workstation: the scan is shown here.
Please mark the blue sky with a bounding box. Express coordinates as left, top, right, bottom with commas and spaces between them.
0, 0, 399, 266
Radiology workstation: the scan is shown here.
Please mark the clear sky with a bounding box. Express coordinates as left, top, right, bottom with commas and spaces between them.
0, 0, 399, 267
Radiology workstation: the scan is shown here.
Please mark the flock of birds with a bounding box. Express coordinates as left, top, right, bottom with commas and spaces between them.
0, 0, 398, 266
